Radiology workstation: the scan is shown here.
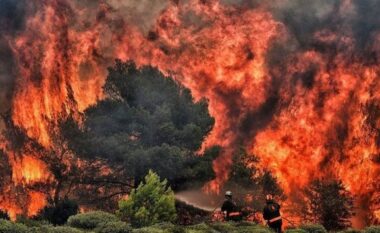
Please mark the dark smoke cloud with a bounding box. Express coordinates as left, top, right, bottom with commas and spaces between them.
0, 0, 27, 115
352, 1, 380, 45
106, 0, 168, 33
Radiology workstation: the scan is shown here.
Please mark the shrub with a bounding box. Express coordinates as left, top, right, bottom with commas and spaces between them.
233, 226, 272, 233
95, 221, 132, 233
363, 226, 380, 233
48, 226, 83, 233
210, 222, 236, 233
27, 225, 84, 233
26, 226, 51, 233
152, 223, 185, 233
185, 223, 217, 233
210, 221, 271, 233
117, 170, 177, 227
67, 211, 118, 230
0, 210, 9, 220
286, 229, 308, 233
338, 228, 362, 233
16, 215, 49, 228
131, 223, 184, 233
300, 224, 327, 233
132, 227, 165, 233
234, 221, 258, 227
35, 199, 79, 225
171, 225, 186, 233
0, 219, 28, 233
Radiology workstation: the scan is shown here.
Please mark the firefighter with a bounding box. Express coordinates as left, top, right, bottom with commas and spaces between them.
263, 194, 282, 233
221, 191, 242, 221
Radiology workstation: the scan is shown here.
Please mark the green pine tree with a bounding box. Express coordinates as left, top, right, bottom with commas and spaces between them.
303, 179, 354, 231
117, 170, 177, 227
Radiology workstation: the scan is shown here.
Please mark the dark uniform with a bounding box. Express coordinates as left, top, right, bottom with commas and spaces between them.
263, 200, 282, 233
221, 197, 241, 221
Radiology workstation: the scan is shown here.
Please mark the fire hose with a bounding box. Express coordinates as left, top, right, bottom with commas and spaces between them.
265, 216, 296, 228
282, 216, 296, 228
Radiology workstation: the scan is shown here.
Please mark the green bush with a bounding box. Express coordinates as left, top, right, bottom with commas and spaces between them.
16, 215, 49, 228
95, 221, 132, 233
233, 221, 258, 227
338, 228, 362, 233
185, 223, 217, 233
132, 227, 166, 233
48, 226, 83, 233
286, 229, 308, 233
131, 223, 184, 233
300, 224, 327, 233
117, 171, 177, 227
148, 222, 185, 233
210, 222, 236, 233
363, 226, 380, 233
233, 226, 272, 233
205, 222, 271, 233
26, 225, 51, 233
27, 225, 84, 233
67, 211, 118, 229
0, 219, 28, 233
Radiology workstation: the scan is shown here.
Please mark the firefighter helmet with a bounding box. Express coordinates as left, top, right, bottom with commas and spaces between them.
225, 191, 232, 197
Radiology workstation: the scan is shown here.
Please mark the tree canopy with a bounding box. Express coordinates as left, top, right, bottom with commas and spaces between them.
51, 60, 217, 210
65, 61, 215, 186
302, 179, 355, 231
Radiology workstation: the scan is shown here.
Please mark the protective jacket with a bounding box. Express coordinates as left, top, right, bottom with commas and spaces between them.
263, 200, 282, 233
221, 198, 241, 221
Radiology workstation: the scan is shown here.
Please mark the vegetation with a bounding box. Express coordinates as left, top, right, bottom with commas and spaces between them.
302, 179, 355, 231
286, 229, 308, 233
0, 62, 370, 232
53, 60, 216, 209
299, 224, 327, 233
1, 216, 379, 233
0, 219, 28, 233
94, 221, 132, 233
35, 198, 79, 225
117, 170, 177, 227
67, 211, 119, 230
227, 149, 285, 211
0, 209, 9, 220
363, 226, 380, 233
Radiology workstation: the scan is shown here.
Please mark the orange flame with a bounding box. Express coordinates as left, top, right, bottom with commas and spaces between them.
0, 0, 378, 225
11, 155, 51, 185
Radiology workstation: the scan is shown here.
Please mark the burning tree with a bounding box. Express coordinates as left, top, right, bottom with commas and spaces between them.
227, 148, 285, 213
64, 60, 215, 187
57, 61, 215, 210
302, 179, 355, 231
0, 0, 380, 225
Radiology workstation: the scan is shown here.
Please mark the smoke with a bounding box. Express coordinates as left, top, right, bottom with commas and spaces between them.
0, 0, 27, 115
176, 189, 220, 211
106, 0, 168, 33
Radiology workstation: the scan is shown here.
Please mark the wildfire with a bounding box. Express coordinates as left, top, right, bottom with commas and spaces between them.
0, 0, 379, 225
11, 155, 51, 185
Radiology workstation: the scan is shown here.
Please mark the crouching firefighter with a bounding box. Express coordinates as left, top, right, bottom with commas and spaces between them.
221, 191, 242, 221
263, 194, 282, 233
